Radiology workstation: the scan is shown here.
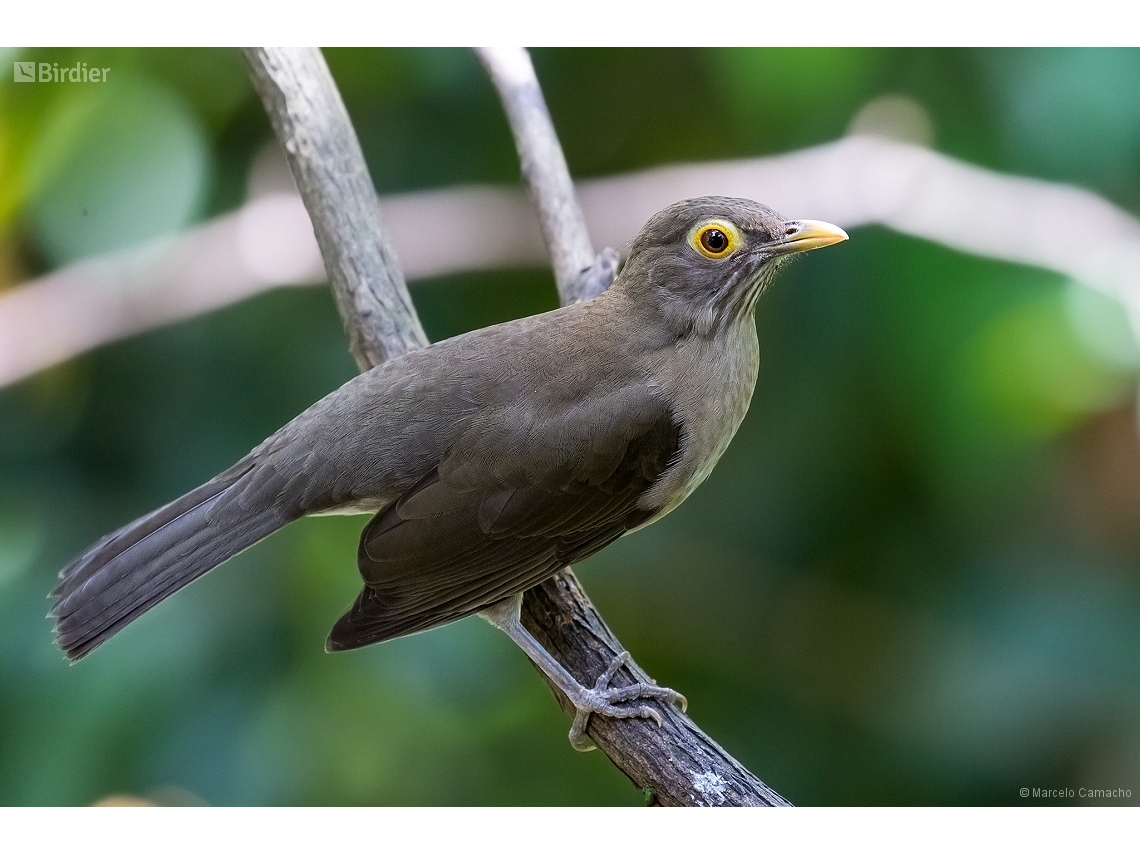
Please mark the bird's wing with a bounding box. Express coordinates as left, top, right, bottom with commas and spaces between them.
326, 387, 680, 650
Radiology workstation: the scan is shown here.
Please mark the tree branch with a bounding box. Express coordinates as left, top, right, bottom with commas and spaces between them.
522, 571, 791, 806
242, 47, 427, 369
477, 46, 790, 806
472, 48, 604, 304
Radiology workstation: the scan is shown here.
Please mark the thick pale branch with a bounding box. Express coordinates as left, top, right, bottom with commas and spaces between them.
242, 47, 427, 369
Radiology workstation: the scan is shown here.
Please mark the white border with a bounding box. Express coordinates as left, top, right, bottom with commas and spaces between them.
5, 806, 1140, 854
2, 0, 1137, 48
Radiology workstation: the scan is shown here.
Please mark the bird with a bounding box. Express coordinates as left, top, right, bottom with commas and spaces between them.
50, 196, 846, 749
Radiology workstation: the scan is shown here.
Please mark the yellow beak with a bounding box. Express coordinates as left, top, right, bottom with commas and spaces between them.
775, 219, 849, 254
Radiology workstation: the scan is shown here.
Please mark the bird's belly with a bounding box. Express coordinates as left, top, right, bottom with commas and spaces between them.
647, 404, 747, 522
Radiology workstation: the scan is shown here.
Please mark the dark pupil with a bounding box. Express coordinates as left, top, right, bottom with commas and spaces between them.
702, 228, 728, 253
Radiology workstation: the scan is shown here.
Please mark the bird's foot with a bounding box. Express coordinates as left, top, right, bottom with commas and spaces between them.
479, 595, 685, 752
567, 651, 687, 751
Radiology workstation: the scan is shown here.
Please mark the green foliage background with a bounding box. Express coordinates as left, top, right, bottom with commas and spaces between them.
1, 48, 1138, 805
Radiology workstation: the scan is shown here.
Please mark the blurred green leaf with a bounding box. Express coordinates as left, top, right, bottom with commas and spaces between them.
704, 48, 888, 151
963, 293, 1133, 439
984, 48, 1140, 197
26, 74, 210, 265
0, 495, 43, 592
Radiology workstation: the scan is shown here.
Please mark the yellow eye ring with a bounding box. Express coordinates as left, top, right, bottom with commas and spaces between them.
690, 220, 740, 260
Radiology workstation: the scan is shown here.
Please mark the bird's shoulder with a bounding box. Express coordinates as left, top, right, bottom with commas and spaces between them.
352, 296, 658, 428
268, 293, 681, 509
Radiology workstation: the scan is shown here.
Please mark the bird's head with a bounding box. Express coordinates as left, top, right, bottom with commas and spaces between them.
614, 196, 847, 335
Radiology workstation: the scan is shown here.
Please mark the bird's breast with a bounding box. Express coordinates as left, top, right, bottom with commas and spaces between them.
637, 323, 760, 521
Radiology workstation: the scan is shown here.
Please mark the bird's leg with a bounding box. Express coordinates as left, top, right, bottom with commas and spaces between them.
480, 593, 687, 751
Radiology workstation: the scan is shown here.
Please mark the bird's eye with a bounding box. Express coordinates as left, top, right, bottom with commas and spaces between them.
702, 229, 728, 253
691, 221, 739, 259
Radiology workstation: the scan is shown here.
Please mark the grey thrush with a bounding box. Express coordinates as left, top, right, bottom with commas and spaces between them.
51, 196, 846, 748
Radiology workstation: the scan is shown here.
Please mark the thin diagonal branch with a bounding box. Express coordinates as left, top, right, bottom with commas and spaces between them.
477, 46, 790, 806
473, 47, 615, 304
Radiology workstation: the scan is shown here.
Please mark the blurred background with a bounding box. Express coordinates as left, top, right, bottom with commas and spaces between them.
1, 47, 1139, 806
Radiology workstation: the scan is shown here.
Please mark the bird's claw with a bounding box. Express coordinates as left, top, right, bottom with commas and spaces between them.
567, 651, 688, 751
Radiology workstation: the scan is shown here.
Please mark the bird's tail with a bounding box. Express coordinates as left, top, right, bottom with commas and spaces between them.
51, 458, 294, 661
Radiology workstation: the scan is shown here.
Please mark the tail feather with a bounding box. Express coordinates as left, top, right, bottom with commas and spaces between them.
52, 460, 291, 661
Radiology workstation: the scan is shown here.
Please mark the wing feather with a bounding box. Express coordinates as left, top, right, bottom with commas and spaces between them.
327, 394, 680, 650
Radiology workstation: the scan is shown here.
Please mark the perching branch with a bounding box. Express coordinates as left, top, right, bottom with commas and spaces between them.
242, 47, 427, 369
475, 46, 789, 806
522, 572, 790, 806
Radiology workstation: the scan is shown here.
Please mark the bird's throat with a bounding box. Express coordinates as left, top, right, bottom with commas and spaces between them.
637, 319, 760, 519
